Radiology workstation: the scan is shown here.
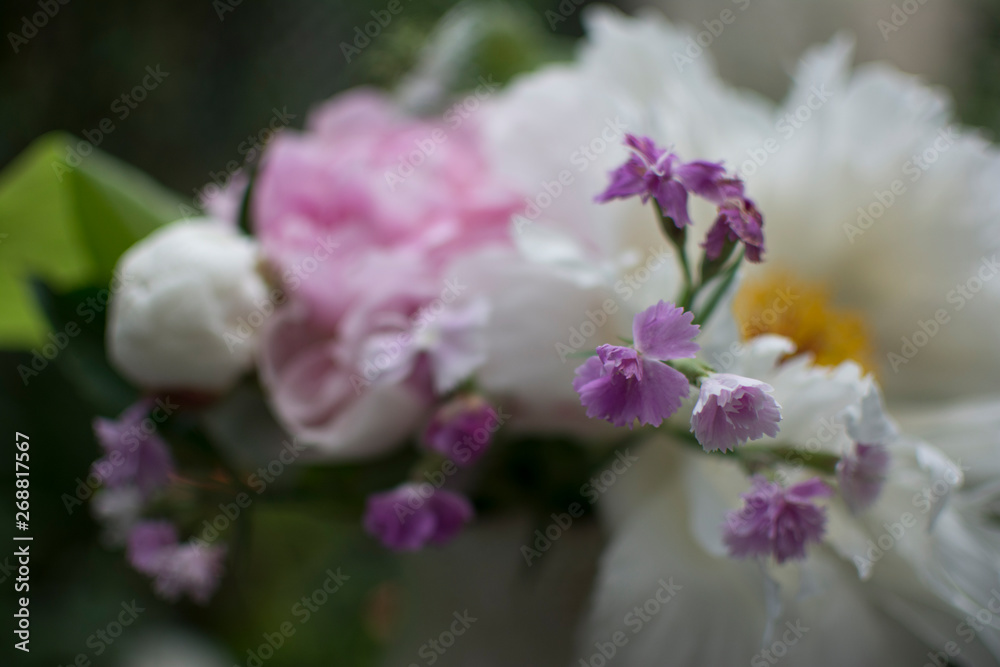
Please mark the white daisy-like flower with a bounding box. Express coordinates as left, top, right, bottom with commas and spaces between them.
584, 333, 1000, 666
479, 6, 1000, 403
468, 9, 1000, 665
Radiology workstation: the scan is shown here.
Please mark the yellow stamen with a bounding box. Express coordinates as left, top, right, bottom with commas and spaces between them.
732, 270, 878, 375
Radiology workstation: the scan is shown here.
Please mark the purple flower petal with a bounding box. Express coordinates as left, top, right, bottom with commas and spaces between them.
573, 353, 690, 428
724, 477, 830, 564
632, 301, 700, 361
364, 485, 473, 551
653, 179, 691, 227
837, 443, 890, 514
703, 199, 765, 263
423, 396, 499, 465
152, 543, 227, 605
675, 160, 735, 203
92, 398, 175, 495
126, 520, 178, 575
691, 374, 781, 452
595, 154, 652, 203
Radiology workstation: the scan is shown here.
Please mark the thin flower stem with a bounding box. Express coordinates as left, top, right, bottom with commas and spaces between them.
654, 202, 696, 309
693, 251, 743, 326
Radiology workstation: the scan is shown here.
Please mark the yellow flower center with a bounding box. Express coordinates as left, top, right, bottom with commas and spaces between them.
732, 270, 877, 375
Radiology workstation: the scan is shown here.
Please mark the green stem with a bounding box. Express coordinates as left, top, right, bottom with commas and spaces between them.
693, 251, 743, 326
653, 202, 695, 308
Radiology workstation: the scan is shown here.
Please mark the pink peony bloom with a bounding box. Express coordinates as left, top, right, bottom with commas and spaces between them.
252, 90, 521, 459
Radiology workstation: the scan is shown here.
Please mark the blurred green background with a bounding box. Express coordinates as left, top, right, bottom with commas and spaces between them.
3, 0, 1000, 665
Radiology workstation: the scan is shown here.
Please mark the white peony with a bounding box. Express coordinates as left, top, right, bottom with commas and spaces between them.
480, 7, 1000, 403
583, 334, 1000, 666
470, 9, 1000, 665
107, 219, 269, 393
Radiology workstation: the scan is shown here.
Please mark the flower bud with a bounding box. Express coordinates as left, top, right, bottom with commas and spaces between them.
107, 219, 268, 393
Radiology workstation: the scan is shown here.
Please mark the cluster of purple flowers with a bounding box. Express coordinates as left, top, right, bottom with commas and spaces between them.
596, 133, 765, 262
91, 399, 225, 603
127, 521, 226, 604
363, 395, 501, 551
575, 136, 892, 566
572, 300, 783, 450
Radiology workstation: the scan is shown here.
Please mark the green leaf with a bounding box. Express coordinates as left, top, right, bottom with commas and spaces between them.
0, 132, 187, 348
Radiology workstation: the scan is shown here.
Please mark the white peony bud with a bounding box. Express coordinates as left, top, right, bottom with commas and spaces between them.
107, 218, 268, 393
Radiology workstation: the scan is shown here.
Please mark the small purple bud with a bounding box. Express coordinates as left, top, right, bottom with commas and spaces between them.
690, 373, 781, 452
724, 477, 831, 564
126, 520, 178, 575
364, 484, 473, 551
92, 398, 175, 495
152, 543, 227, 605
837, 443, 890, 514
423, 396, 500, 465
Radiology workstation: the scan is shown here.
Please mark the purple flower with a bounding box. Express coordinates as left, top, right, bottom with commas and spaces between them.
703, 197, 765, 263
724, 477, 831, 564
151, 543, 227, 604
364, 484, 473, 551
573, 301, 699, 428
125, 520, 225, 604
423, 396, 500, 465
92, 398, 175, 494
837, 443, 890, 515
690, 374, 781, 452
126, 520, 178, 574
596, 135, 732, 228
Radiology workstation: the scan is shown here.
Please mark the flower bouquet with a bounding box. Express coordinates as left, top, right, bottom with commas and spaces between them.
6, 3, 1000, 666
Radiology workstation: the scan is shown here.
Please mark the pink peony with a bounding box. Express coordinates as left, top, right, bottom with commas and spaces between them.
252, 90, 521, 459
